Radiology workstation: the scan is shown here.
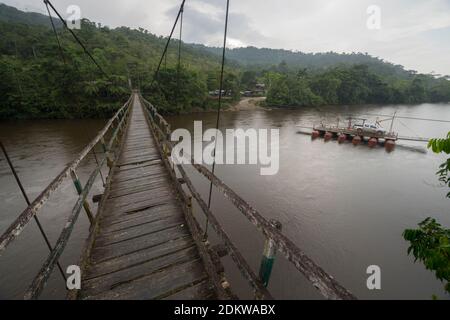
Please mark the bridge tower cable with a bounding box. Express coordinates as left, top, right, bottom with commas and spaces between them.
177, 2, 184, 102
42, 1, 111, 185
0, 141, 67, 282
150, 0, 187, 90
204, 0, 230, 239
43, 0, 109, 79
44, 0, 66, 64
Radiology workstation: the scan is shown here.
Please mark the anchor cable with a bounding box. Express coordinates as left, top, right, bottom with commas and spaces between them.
44, 0, 66, 64
43, 0, 109, 78
0, 141, 67, 282
204, 0, 230, 240
150, 0, 186, 89
177, 3, 184, 102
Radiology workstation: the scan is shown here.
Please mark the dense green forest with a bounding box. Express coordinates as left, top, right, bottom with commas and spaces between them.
0, 4, 237, 118
1, 3, 450, 119
264, 63, 450, 107
196, 46, 450, 107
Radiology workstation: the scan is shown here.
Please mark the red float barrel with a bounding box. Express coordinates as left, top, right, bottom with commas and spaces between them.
338, 134, 347, 144
368, 137, 378, 148
324, 132, 333, 141
311, 130, 320, 139
385, 139, 395, 152
352, 136, 362, 145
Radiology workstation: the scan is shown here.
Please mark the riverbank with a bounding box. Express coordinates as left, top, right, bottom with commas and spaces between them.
226, 97, 266, 112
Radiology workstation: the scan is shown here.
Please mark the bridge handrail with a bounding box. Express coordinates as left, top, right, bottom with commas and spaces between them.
139, 94, 356, 300
0, 94, 133, 254
23, 102, 132, 299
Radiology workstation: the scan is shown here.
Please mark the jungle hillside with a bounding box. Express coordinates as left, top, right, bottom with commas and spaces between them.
1, 3, 450, 119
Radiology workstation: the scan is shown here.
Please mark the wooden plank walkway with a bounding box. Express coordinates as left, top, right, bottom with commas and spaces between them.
78, 94, 216, 300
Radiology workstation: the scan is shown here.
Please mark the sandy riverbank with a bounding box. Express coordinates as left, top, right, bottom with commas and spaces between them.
226, 97, 266, 111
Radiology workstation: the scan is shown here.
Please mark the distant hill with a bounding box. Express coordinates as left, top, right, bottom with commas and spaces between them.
0, 3, 230, 119
1, 3, 448, 119
0, 2, 419, 79
191, 45, 417, 80
0, 3, 61, 28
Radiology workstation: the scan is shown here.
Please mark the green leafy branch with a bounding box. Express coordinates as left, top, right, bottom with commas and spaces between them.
428, 132, 450, 198
403, 218, 450, 293
403, 132, 450, 296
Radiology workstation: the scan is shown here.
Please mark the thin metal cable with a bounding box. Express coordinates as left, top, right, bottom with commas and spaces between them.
398, 119, 421, 137
150, 0, 187, 89
177, 3, 184, 101
0, 141, 67, 283
204, 0, 230, 240
43, 0, 109, 78
44, 1, 66, 64
360, 112, 450, 123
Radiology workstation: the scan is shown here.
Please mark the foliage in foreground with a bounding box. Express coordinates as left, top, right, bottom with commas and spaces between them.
428, 132, 450, 198
403, 218, 450, 294
403, 132, 450, 296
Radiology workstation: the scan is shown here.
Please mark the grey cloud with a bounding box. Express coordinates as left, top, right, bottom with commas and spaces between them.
3, 0, 450, 74
166, 2, 268, 46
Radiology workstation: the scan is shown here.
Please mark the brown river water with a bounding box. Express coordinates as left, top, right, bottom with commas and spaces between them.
0, 103, 449, 299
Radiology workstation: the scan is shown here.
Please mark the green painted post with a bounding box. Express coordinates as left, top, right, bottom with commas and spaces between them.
258, 219, 282, 287
70, 169, 94, 224
101, 137, 113, 168
100, 137, 107, 153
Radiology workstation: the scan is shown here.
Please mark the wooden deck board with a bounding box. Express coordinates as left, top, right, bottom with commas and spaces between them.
80, 94, 216, 300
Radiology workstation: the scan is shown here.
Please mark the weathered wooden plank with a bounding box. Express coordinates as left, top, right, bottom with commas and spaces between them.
101, 202, 179, 222
83, 259, 208, 300
112, 165, 166, 181
85, 237, 195, 278
100, 203, 180, 227
90, 225, 190, 263
119, 148, 159, 156
109, 175, 168, 192
108, 181, 172, 199
162, 280, 215, 300
103, 191, 175, 212
118, 154, 161, 165
108, 186, 174, 202
82, 246, 199, 297
94, 217, 185, 247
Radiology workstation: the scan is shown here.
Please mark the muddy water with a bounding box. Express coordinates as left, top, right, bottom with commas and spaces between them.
167, 102, 450, 300
0, 102, 449, 299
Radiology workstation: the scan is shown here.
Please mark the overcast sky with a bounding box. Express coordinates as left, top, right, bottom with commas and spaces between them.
4, 0, 450, 75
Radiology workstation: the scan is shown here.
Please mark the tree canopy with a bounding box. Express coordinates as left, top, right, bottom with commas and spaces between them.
1, 3, 450, 119
264, 63, 450, 107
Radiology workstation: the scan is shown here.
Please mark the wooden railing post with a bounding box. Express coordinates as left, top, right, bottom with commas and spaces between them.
70, 169, 94, 224
101, 137, 114, 168
258, 219, 282, 288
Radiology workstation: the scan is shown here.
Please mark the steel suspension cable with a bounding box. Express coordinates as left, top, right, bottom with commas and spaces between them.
43, 0, 109, 78
0, 141, 67, 282
43, 0, 113, 185
150, 0, 186, 89
204, 0, 230, 239
44, 1, 66, 64
177, 4, 184, 74
177, 3, 184, 103
360, 112, 450, 123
